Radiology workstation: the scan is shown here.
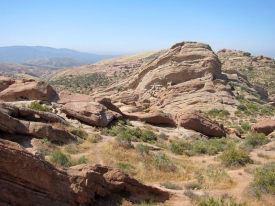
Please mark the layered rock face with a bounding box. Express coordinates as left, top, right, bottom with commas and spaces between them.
0, 77, 58, 101
0, 139, 170, 205
105, 41, 238, 114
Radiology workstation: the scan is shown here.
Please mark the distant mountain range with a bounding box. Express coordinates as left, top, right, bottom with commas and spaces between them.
0, 46, 118, 63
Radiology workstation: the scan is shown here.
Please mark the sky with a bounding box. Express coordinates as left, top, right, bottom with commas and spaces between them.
0, 0, 275, 58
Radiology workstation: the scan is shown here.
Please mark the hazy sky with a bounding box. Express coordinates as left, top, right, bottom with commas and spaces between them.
1, 0, 275, 58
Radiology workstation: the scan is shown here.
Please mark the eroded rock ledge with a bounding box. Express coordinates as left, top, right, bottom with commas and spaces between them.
0, 139, 170, 205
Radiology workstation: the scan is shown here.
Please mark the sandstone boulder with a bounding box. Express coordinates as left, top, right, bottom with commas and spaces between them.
251, 119, 275, 135
0, 78, 58, 101
0, 139, 170, 205
125, 111, 176, 126
177, 110, 226, 137
0, 111, 80, 143
62, 102, 114, 127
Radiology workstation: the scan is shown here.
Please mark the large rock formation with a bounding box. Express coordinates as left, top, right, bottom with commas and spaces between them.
0, 139, 170, 205
99, 41, 238, 114
62, 101, 114, 127
0, 77, 58, 101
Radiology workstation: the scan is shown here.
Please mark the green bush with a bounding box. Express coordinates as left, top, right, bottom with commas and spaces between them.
50, 149, 71, 167
245, 133, 270, 148
141, 129, 157, 142
136, 143, 149, 155
28, 101, 51, 112
219, 147, 253, 167
236, 95, 244, 101
240, 122, 251, 131
237, 104, 247, 111
70, 128, 88, 139
65, 143, 79, 154
170, 142, 184, 155
251, 162, 275, 196
153, 153, 176, 172
73, 156, 87, 165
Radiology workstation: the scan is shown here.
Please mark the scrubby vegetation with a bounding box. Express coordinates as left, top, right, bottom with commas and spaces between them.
250, 162, 275, 198
28, 101, 51, 112
219, 147, 253, 168
48, 72, 117, 94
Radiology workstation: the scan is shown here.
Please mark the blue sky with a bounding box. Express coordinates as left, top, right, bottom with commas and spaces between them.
1, 0, 275, 58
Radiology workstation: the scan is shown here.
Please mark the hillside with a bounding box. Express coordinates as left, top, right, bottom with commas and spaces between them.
218, 49, 275, 95
1, 41, 275, 205
0, 46, 117, 63
44, 50, 166, 93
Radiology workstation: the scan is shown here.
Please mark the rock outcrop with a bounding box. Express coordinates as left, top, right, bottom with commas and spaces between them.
0, 139, 170, 205
0, 77, 58, 101
0, 110, 80, 143
57, 90, 95, 104
62, 101, 114, 127
99, 41, 238, 114
177, 110, 226, 137
251, 119, 275, 135
125, 111, 176, 126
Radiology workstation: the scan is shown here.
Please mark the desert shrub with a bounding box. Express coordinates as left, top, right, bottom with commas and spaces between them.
160, 182, 182, 190
117, 162, 134, 173
196, 197, 247, 206
136, 143, 149, 155
260, 105, 275, 116
65, 143, 79, 154
219, 147, 253, 167
235, 95, 244, 101
251, 162, 275, 197
240, 122, 251, 131
141, 200, 155, 206
72, 156, 87, 165
237, 104, 247, 111
246, 101, 259, 112
116, 132, 133, 149
245, 133, 270, 148
228, 82, 235, 90
207, 108, 220, 117
50, 149, 71, 167
170, 142, 184, 155
140, 129, 157, 142
28, 101, 51, 112
87, 133, 102, 143
184, 182, 202, 190
70, 128, 88, 139
153, 153, 176, 172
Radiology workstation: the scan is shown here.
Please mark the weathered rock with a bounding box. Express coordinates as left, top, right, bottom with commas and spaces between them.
0, 78, 58, 102
0, 110, 80, 143
177, 110, 226, 137
0, 102, 70, 126
251, 119, 275, 135
0, 76, 15, 91
0, 139, 170, 205
225, 127, 242, 139
57, 91, 95, 104
62, 102, 114, 127
125, 111, 176, 126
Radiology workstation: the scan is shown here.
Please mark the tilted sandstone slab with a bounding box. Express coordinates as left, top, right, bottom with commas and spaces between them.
0, 77, 58, 101
177, 110, 226, 137
0, 110, 80, 143
62, 101, 114, 127
0, 139, 170, 205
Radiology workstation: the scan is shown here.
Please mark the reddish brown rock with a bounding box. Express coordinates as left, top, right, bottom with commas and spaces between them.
62, 101, 114, 127
251, 119, 275, 135
177, 110, 226, 137
126, 111, 176, 126
0, 110, 80, 143
0, 139, 170, 205
0, 78, 58, 101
